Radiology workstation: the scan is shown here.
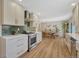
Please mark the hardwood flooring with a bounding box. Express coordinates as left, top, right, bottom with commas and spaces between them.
20, 37, 71, 58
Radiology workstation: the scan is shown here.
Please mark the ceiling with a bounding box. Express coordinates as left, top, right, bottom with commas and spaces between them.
17, 0, 77, 21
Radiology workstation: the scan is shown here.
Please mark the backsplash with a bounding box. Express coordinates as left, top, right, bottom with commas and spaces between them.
2, 25, 24, 36
0, 26, 2, 36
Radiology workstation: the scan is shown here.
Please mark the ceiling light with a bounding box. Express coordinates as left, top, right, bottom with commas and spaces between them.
19, 0, 22, 2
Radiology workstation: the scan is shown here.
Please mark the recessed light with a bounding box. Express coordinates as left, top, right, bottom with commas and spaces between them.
19, 0, 22, 2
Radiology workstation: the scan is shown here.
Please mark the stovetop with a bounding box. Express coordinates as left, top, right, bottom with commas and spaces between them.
22, 31, 34, 34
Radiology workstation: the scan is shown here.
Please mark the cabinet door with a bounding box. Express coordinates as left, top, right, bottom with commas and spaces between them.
37, 32, 42, 43
15, 4, 24, 26
23, 36, 28, 51
0, 0, 2, 25
3, 0, 15, 25
6, 39, 17, 58
16, 36, 28, 57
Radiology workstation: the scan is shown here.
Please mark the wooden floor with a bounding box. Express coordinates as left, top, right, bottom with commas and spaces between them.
20, 37, 71, 58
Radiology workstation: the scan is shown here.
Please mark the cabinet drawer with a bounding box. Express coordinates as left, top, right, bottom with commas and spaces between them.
6, 38, 17, 44
5, 35, 28, 57
16, 43, 28, 57
16, 37, 28, 45
16, 37, 28, 57
16, 38, 28, 50
16, 39, 24, 45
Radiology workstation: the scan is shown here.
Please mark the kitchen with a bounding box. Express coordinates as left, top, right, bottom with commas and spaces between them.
0, 0, 42, 58
0, 0, 79, 58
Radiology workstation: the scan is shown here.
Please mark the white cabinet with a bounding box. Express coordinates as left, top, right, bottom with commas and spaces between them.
6, 39, 17, 58
3, 0, 15, 25
36, 32, 42, 43
0, 0, 2, 25
15, 37, 28, 57
0, 0, 2, 35
2, 35, 28, 58
15, 4, 24, 26
1, 0, 24, 26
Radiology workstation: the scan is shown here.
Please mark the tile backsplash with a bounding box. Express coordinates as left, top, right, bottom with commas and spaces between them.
0, 26, 2, 36
2, 25, 24, 36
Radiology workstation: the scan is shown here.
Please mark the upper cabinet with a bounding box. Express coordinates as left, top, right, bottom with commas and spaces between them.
15, 4, 24, 26
3, 0, 15, 25
2, 0, 24, 26
0, 0, 2, 25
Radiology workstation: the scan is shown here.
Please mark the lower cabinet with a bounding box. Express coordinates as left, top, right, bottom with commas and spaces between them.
2, 35, 28, 58
71, 37, 77, 58
36, 32, 42, 43
65, 34, 77, 57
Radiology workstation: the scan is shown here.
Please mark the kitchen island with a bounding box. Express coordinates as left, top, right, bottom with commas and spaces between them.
66, 33, 79, 58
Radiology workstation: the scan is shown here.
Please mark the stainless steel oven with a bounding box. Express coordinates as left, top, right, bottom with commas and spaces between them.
28, 33, 37, 51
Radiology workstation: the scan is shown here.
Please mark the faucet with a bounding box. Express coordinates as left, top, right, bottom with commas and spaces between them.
15, 28, 20, 34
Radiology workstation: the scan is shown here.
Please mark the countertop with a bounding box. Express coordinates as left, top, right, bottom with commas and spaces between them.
67, 33, 79, 41
1, 32, 39, 39
2, 34, 28, 39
